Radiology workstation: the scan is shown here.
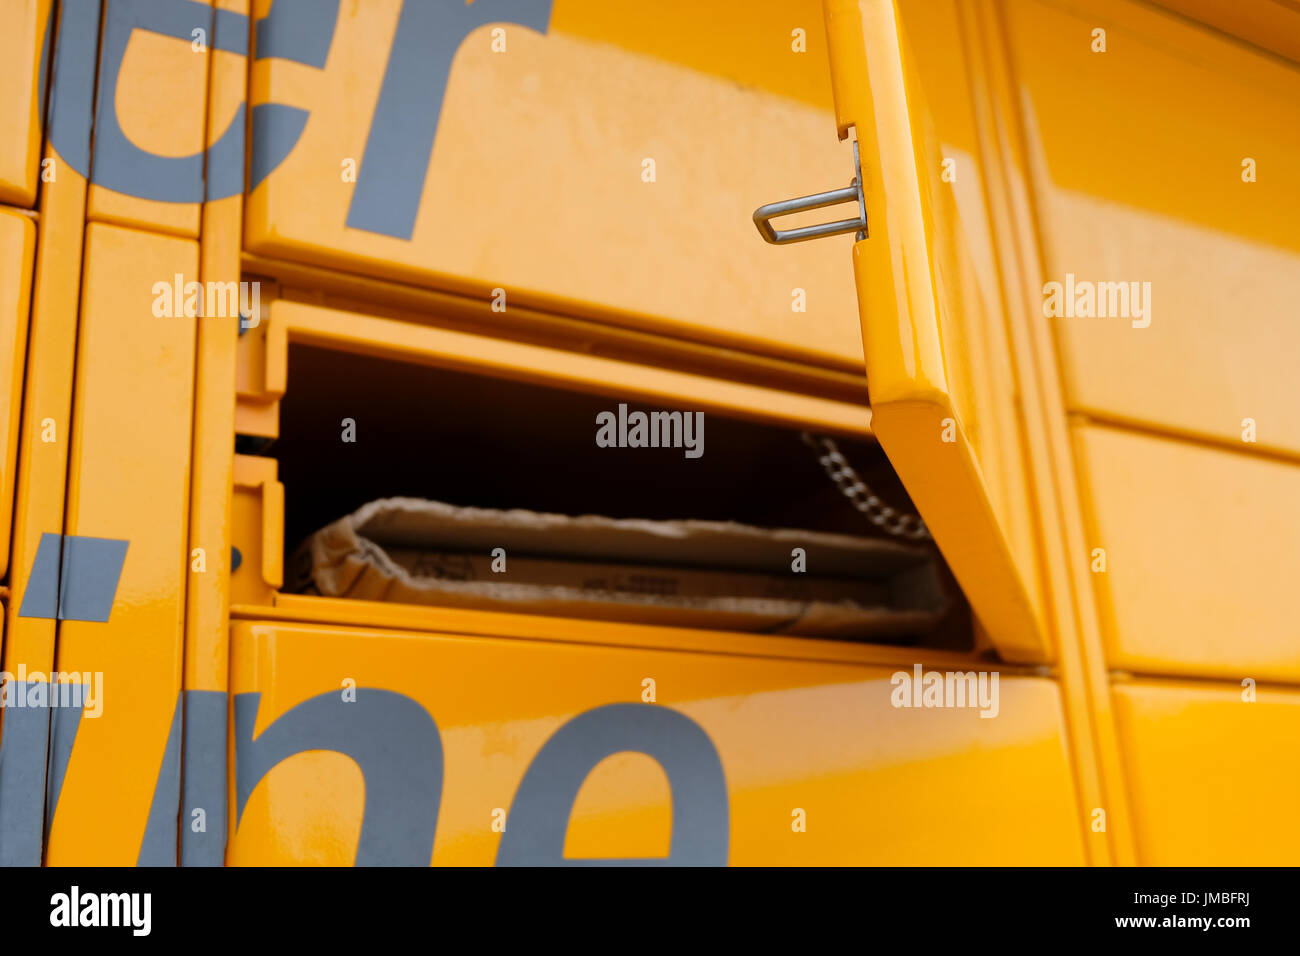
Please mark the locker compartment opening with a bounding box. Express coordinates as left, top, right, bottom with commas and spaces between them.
255, 343, 974, 651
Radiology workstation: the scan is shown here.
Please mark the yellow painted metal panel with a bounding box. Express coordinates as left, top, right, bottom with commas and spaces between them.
823, 0, 1045, 661
896, 0, 1044, 629
85, 0, 213, 236
234, 295, 283, 440
0, 209, 37, 581
185, 0, 248, 695
1149, 0, 1300, 69
1, 103, 86, 859
3, 8, 94, 683
244, 0, 862, 368
230, 454, 281, 607
45, 223, 197, 864
1005, 0, 1300, 456
1113, 679, 1300, 865
236, 287, 284, 442
1073, 423, 1300, 682
0, 0, 53, 207
269, 298, 874, 440
228, 620, 1085, 865
255, 592, 1012, 670
957, 0, 1137, 864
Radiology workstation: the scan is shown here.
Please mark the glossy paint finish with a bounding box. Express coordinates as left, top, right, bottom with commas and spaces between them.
84, 0, 213, 237
1112, 679, 1300, 865
1074, 424, 1300, 681
264, 298, 876, 438
0, 0, 1293, 867
184, 0, 248, 698
0, 0, 51, 207
824, 0, 1046, 663
0, 208, 36, 581
991, 0, 1300, 862
826, 0, 1300, 866
45, 224, 197, 864
228, 619, 1084, 866
1006, 0, 1300, 457
244, 0, 865, 369
233, 289, 284, 440
1000, 0, 1300, 679
3, 0, 97, 819
955, 0, 1136, 863
1151, 0, 1300, 63
229, 454, 282, 608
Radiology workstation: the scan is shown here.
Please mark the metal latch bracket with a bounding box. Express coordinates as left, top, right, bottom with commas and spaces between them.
752, 141, 867, 245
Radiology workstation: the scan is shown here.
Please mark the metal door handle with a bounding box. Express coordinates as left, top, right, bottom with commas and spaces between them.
752, 141, 867, 245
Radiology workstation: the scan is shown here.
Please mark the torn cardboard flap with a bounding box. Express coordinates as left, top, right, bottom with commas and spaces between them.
290, 498, 948, 639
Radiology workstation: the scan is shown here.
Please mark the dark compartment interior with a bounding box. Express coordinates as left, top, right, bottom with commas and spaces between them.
262, 343, 974, 650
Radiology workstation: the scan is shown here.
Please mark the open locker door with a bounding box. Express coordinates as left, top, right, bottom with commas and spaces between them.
804, 0, 1046, 661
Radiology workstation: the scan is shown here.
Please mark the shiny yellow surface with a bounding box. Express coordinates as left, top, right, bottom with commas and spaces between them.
233, 292, 284, 440
1113, 679, 1300, 865
229, 454, 282, 607
0, 208, 36, 581
3, 79, 89, 680
229, 619, 1084, 865
1073, 423, 1300, 681
825, 0, 1045, 662
260, 592, 986, 669
46, 224, 196, 863
991, 0, 1300, 863
1152, 0, 1300, 64
1, 0, 1294, 867
1003, 0, 1300, 683
893, 0, 1044, 622
0, 0, 50, 207
1006, 0, 1300, 457
86, 0, 211, 236
824, 0, 1300, 866
250, 253, 872, 404
959, 0, 1138, 863
245, 0, 864, 368
269, 297, 876, 438
184, 0, 247, 694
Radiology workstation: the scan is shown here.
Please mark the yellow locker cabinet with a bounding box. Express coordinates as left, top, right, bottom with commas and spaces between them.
1114, 679, 1300, 865
227, 619, 1084, 865
244, 0, 864, 369
6, 0, 1296, 869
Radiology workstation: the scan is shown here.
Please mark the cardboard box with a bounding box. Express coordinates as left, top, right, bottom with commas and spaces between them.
290, 498, 947, 639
